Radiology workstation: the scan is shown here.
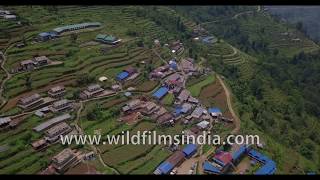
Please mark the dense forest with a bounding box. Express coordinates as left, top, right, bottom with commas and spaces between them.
266, 6, 320, 43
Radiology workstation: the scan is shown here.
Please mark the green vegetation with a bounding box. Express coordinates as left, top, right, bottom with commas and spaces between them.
187, 75, 215, 97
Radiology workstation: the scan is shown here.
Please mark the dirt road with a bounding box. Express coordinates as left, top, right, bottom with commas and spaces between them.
216, 75, 240, 134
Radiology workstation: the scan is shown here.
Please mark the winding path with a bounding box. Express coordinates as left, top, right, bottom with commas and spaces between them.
0, 51, 12, 109
216, 75, 240, 134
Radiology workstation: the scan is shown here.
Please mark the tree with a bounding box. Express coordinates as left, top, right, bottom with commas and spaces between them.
70, 33, 78, 44
25, 76, 32, 90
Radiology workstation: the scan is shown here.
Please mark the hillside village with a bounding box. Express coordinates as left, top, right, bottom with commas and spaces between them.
1, 5, 318, 175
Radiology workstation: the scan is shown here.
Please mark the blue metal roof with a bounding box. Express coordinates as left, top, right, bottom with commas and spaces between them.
173, 107, 183, 116
157, 161, 174, 174
116, 71, 129, 81
203, 161, 221, 174
152, 87, 169, 100
232, 145, 248, 160
248, 149, 276, 175
182, 144, 197, 157
255, 161, 276, 175
248, 150, 270, 164
39, 32, 58, 37
169, 61, 178, 70
208, 107, 222, 113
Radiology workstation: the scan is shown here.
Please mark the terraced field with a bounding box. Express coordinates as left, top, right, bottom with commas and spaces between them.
204, 12, 320, 58
0, 6, 186, 174
208, 41, 256, 81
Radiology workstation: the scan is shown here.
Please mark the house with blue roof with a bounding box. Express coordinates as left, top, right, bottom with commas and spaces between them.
248, 149, 277, 175
152, 87, 169, 100
208, 107, 222, 118
203, 161, 221, 174
182, 144, 197, 158
38, 32, 58, 42
232, 144, 250, 164
116, 71, 129, 81
153, 161, 174, 175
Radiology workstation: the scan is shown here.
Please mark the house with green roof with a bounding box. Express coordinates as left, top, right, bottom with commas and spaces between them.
95, 34, 121, 45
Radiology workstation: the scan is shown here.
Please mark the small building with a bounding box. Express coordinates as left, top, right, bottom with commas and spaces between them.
116, 71, 129, 81
156, 112, 173, 125
187, 96, 199, 104
124, 92, 132, 97
4, 14, 16, 20
177, 89, 190, 103
202, 36, 218, 44
196, 120, 210, 130
212, 151, 233, 170
203, 161, 221, 174
50, 99, 72, 113
31, 139, 48, 151
191, 107, 207, 119
52, 148, 78, 173
48, 85, 66, 98
111, 84, 121, 91
232, 145, 249, 164
166, 150, 186, 168
45, 122, 72, 143
180, 58, 196, 73
182, 144, 198, 158
0, 117, 11, 127
34, 110, 45, 118
152, 87, 169, 100
15, 42, 26, 48
17, 93, 44, 110
20, 59, 35, 71
80, 84, 104, 99
34, 56, 50, 66
208, 107, 222, 118
37, 32, 58, 42
169, 60, 178, 70
95, 34, 121, 45
154, 161, 174, 175
33, 114, 72, 132
98, 76, 108, 82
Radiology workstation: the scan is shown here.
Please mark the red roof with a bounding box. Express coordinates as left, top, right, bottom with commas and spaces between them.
214, 151, 233, 165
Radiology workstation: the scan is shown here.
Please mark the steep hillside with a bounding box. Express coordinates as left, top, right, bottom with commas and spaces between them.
173, 6, 320, 173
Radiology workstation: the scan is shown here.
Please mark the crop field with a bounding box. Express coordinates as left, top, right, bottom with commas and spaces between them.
187, 74, 216, 97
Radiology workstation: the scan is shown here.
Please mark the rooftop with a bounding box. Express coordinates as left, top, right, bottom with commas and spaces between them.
116, 71, 129, 81
53, 22, 101, 33
153, 87, 169, 100
33, 114, 71, 132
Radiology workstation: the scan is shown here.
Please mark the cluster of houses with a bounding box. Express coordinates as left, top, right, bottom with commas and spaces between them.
37, 22, 101, 42
16, 85, 69, 113
149, 60, 178, 79
203, 144, 276, 175
31, 113, 75, 151
12, 55, 61, 73
191, 25, 217, 45
120, 98, 175, 126
154, 144, 198, 175
0, 9, 17, 20
79, 84, 116, 100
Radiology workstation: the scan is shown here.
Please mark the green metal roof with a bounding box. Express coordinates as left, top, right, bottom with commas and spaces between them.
53, 22, 101, 33
95, 34, 117, 42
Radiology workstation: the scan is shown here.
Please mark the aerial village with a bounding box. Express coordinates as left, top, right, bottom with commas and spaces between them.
0, 6, 276, 175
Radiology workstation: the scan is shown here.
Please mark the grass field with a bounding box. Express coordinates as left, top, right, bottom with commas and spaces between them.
187, 75, 216, 97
